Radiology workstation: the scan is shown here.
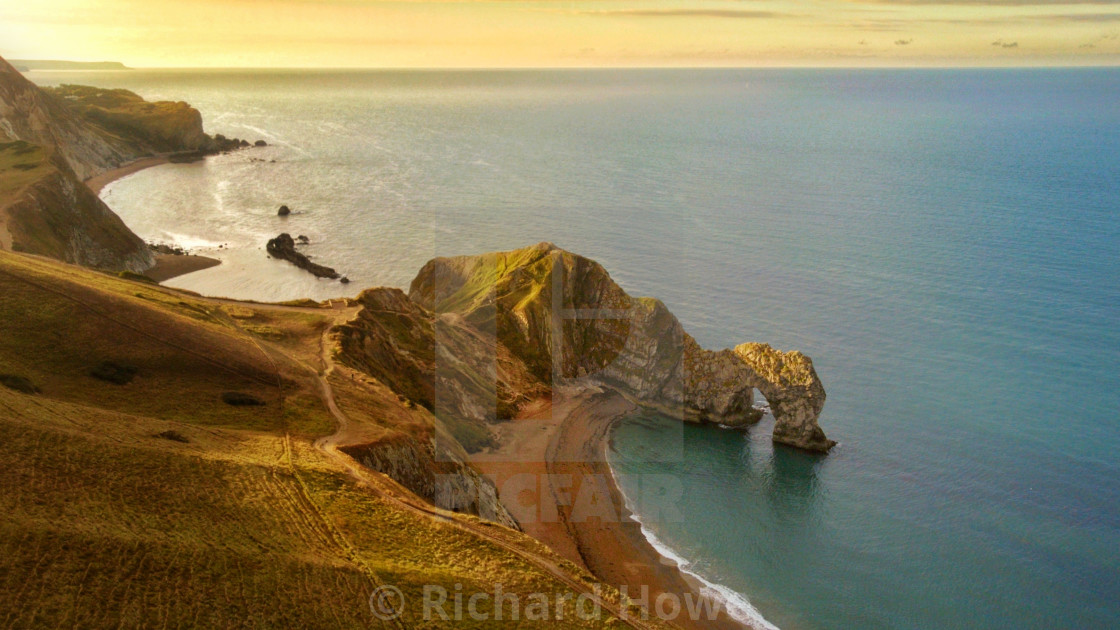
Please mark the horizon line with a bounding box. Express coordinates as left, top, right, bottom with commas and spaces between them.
19, 62, 1120, 71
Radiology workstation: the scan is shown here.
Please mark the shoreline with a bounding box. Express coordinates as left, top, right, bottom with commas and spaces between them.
85, 155, 171, 196
608, 458, 780, 630
81, 152, 764, 629
85, 157, 223, 283
472, 388, 753, 630
144, 253, 222, 282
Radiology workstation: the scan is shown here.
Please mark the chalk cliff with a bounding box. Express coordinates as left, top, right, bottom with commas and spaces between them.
0, 54, 248, 271
340, 242, 833, 458
0, 142, 152, 271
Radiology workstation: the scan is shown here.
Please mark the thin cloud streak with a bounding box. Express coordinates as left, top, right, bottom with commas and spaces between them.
577, 9, 784, 19
844, 0, 1119, 5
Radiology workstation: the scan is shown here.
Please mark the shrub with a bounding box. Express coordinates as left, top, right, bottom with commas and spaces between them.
0, 374, 40, 394
221, 392, 265, 406
89, 361, 138, 385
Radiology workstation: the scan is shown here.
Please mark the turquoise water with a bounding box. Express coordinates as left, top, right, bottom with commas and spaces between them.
31, 68, 1120, 628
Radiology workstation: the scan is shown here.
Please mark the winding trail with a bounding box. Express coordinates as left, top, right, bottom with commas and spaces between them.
303, 326, 662, 630
2, 254, 666, 628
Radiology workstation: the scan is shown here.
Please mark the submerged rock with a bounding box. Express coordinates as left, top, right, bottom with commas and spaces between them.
266, 233, 340, 280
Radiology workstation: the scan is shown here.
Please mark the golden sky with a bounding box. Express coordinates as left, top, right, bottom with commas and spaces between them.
2, 0, 1119, 67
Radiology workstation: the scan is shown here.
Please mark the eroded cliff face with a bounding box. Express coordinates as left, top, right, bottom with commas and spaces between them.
0, 58, 134, 181
0, 54, 238, 273
333, 288, 547, 451
46, 84, 212, 158
0, 142, 153, 271
331, 287, 536, 524
340, 435, 518, 529
407, 242, 835, 453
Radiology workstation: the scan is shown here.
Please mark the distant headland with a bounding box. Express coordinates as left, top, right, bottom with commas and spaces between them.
10, 60, 129, 72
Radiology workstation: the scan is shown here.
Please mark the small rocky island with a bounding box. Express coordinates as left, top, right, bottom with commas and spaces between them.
266, 233, 341, 280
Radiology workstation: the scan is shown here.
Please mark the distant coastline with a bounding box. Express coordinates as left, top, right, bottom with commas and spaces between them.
11, 60, 129, 71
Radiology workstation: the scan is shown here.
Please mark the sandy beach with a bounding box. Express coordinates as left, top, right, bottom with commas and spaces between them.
81, 150, 748, 630
84, 155, 171, 196
84, 157, 222, 283
472, 388, 750, 630
144, 253, 222, 282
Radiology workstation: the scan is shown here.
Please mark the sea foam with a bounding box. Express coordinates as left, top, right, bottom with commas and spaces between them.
609, 461, 780, 630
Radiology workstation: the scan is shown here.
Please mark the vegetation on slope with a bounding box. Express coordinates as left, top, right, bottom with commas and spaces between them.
45, 84, 212, 154
0, 250, 634, 628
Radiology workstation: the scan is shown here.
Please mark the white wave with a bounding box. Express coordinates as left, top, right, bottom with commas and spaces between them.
158, 231, 226, 251
236, 123, 313, 157
609, 462, 780, 630
237, 123, 280, 142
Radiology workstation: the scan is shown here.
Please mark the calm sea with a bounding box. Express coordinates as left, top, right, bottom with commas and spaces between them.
31, 68, 1120, 629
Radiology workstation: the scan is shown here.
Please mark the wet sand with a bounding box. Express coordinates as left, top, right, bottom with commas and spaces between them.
145, 253, 222, 282
84, 156, 171, 196
472, 387, 749, 630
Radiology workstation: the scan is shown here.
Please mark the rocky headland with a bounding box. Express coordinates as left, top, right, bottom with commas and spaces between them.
328, 242, 831, 532
328, 242, 832, 629
402, 241, 832, 451
0, 54, 262, 273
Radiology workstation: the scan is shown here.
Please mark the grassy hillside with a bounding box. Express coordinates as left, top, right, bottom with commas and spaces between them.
0, 141, 51, 198
0, 250, 641, 628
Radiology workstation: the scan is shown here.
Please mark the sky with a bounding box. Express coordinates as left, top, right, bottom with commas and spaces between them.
1, 0, 1119, 67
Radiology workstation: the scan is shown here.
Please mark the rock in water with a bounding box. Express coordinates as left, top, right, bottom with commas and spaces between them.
254, 139, 267, 147
266, 233, 340, 279
277, 205, 291, 217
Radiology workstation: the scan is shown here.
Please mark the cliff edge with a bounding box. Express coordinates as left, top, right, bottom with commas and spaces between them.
0, 54, 247, 272
340, 242, 834, 455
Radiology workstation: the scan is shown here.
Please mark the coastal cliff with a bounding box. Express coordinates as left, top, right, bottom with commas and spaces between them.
0, 54, 247, 272
0, 142, 152, 271
341, 242, 833, 454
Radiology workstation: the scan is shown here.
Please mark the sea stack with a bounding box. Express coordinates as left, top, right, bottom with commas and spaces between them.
266, 233, 340, 279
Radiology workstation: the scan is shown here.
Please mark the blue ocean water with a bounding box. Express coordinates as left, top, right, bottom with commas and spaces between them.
31, 68, 1120, 628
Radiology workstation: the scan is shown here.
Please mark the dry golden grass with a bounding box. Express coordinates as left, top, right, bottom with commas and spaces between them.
0, 250, 630, 628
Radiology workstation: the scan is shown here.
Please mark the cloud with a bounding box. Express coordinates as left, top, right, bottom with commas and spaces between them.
845, 0, 1120, 5
1039, 12, 1120, 20
847, 11, 1120, 31
577, 9, 783, 19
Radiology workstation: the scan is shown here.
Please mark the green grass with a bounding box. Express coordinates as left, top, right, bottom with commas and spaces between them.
0, 141, 53, 198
